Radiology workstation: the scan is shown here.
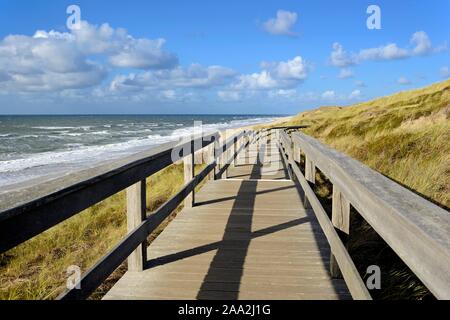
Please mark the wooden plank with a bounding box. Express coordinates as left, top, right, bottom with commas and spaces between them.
184, 142, 195, 208
330, 186, 351, 278
126, 180, 147, 272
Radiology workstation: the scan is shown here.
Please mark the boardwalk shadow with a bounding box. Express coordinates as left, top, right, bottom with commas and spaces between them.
195, 143, 266, 299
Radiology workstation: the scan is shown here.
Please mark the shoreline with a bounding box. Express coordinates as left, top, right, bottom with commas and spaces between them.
0, 115, 283, 198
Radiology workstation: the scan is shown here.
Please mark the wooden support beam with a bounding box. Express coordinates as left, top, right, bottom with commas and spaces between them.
184, 144, 195, 208
233, 136, 238, 166
330, 186, 351, 278
207, 143, 214, 180
304, 155, 316, 209
126, 180, 147, 272
214, 136, 220, 180
222, 135, 228, 179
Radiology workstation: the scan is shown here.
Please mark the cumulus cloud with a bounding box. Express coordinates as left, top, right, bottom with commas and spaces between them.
330, 42, 356, 67
268, 89, 297, 99
355, 80, 366, 87
440, 66, 449, 78
321, 90, 336, 100
358, 43, 409, 61
329, 31, 446, 68
0, 33, 107, 92
35, 21, 178, 69
349, 89, 362, 99
263, 10, 298, 36
110, 64, 236, 92
109, 38, 178, 69
397, 76, 412, 85
0, 20, 179, 93
232, 56, 309, 90
338, 68, 354, 79
218, 90, 241, 102
411, 31, 432, 55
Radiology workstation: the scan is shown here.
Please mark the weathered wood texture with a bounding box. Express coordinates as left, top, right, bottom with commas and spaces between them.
104, 139, 351, 300
291, 132, 450, 299
127, 181, 147, 272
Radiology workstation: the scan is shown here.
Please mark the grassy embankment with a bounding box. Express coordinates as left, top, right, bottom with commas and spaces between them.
0, 164, 206, 300
265, 79, 450, 299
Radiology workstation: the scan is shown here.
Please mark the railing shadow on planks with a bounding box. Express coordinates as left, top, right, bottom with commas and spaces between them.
0, 129, 254, 300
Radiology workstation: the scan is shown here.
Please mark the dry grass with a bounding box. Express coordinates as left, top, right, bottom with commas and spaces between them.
0, 163, 204, 300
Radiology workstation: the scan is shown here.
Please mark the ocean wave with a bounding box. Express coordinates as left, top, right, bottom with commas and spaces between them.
33, 126, 77, 130
0, 116, 278, 186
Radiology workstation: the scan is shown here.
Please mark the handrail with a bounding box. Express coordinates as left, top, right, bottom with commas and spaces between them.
278, 130, 371, 300
288, 131, 450, 299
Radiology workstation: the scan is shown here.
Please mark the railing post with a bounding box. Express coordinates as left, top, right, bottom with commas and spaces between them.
221, 134, 228, 179
184, 141, 195, 208
243, 132, 248, 165
127, 180, 147, 272
330, 186, 351, 278
304, 155, 316, 209
233, 136, 238, 166
214, 134, 220, 180
293, 144, 300, 163
207, 142, 214, 180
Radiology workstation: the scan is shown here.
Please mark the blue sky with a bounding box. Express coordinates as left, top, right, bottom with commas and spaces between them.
0, 0, 448, 114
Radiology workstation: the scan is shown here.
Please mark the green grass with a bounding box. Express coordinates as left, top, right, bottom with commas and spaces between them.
0, 163, 205, 300
262, 79, 450, 299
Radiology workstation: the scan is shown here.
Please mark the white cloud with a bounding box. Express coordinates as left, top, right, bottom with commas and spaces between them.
338, 68, 354, 79
263, 56, 308, 80
0, 33, 107, 92
268, 89, 297, 99
218, 90, 241, 102
411, 31, 432, 55
0, 20, 179, 93
110, 64, 236, 92
440, 66, 449, 78
329, 31, 446, 68
349, 89, 362, 99
358, 43, 409, 61
322, 90, 336, 100
232, 56, 309, 90
355, 80, 366, 87
397, 76, 412, 85
330, 42, 356, 67
160, 90, 176, 100
109, 38, 178, 69
263, 10, 298, 36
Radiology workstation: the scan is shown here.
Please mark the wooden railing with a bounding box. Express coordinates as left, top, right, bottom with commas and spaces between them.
276, 129, 450, 300
0, 129, 253, 300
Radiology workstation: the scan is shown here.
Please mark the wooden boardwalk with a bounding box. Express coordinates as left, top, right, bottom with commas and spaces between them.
104, 138, 350, 300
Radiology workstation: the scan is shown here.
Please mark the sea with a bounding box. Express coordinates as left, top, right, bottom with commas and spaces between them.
0, 115, 281, 189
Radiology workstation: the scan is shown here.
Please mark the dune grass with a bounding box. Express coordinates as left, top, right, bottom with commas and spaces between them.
0, 163, 204, 300
271, 79, 450, 208
264, 79, 450, 299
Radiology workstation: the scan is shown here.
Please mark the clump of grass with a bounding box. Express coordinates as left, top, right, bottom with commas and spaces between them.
266, 79, 449, 299
0, 163, 202, 300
